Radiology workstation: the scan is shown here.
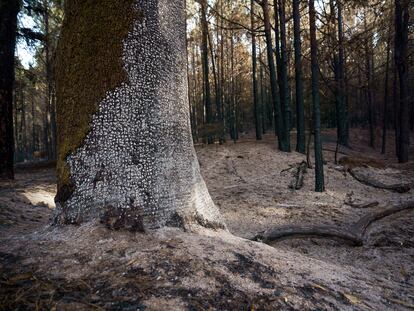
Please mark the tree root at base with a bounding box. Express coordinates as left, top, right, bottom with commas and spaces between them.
252, 200, 414, 246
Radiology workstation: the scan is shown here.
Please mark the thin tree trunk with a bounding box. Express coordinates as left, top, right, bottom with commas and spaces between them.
0, 0, 19, 179
309, 0, 325, 192
364, 14, 375, 148
259, 41, 267, 134
31, 88, 36, 154
336, 0, 348, 146
207, 28, 220, 125
261, 0, 287, 151
293, 0, 305, 154
394, 0, 410, 163
220, 0, 225, 141
43, 0, 56, 160
251, 0, 262, 140
200, 0, 213, 144
230, 29, 237, 142
21, 89, 27, 160
381, 28, 392, 155
277, 0, 291, 151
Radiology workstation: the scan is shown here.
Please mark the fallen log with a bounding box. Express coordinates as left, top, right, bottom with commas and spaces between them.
252, 200, 414, 246
348, 168, 411, 193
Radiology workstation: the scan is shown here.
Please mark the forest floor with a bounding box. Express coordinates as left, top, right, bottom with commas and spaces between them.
1, 129, 414, 310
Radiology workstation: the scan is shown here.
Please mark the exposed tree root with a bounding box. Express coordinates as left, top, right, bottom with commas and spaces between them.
289, 161, 307, 190
345, 201, 379, 209
253, 200, 414, 246
348, 168, 411, 193
254, 224, 362, 245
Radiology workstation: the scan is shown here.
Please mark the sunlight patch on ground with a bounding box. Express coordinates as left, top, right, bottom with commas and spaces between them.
23, 190, 55, 209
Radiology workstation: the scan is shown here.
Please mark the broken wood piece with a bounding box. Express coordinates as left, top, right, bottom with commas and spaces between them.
289, 161, 307, 190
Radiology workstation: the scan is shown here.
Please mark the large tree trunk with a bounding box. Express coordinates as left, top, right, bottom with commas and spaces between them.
0, 0, 19, 180
394, 0, 410, 163
54, 0, 226, 231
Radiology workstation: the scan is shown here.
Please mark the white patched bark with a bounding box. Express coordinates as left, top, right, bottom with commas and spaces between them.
55, 0, 225, 231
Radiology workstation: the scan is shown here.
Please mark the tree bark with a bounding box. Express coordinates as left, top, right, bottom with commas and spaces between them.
54, 0, 226, 231
0, 0, 19, 180
309, 0, 325, 192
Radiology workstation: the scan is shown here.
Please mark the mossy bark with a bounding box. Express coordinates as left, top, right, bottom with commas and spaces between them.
55, 0, 137, 199
54, 0, 226, 231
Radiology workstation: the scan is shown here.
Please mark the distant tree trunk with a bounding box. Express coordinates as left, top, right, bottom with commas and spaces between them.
20, 90, 27, 160
393, 60, 400, 158
251, 0, 262, 140
261, 0, 287, 151
381, 28, 392, 155
207, 29, 220, 125
259, 43, 267, 134
394, 0, 410, 163
200, 0, 213, 143
0, 0, 19, 180
277, 0, 291, 151
31, 91, 36, 153
219, 0, 225, 140
43, 0, 56, 160
230, 29, 237, 141
364, 14, 375, 148
13, 91, 18, 156
54, 0, 225, 231
309, 0, 325, 192
293, 0, 305, 154
42, 105, 49, 155
336, 0, 348, 146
